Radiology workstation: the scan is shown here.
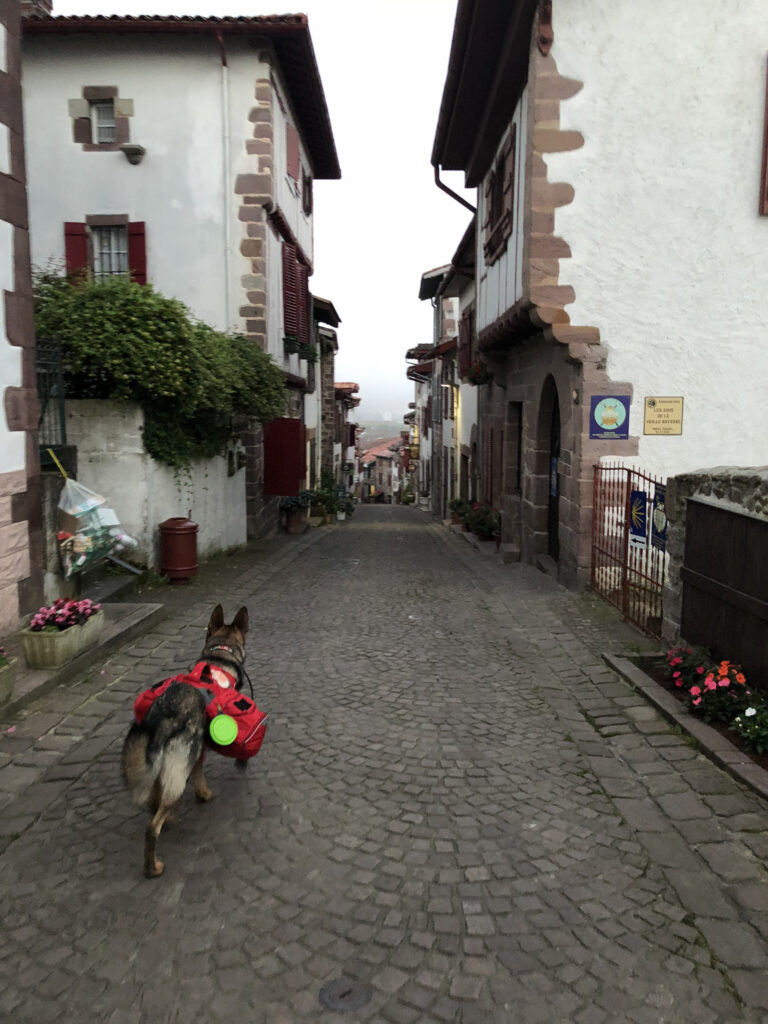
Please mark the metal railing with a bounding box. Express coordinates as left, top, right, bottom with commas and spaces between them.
36, 337, 67, 467
591, 463, 668, 637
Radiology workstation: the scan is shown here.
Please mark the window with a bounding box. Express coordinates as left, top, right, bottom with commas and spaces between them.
302, 169, 313, 216
282, 241, 310, 345
286, 123, 300, 181
70, 87, 132, 150
483, 124, 516, 265
92, 225, 127, 279
91, 100, 116, 144
64, 220, 147, 284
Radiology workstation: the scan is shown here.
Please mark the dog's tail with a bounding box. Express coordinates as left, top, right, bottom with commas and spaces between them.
121, 686, 206, 808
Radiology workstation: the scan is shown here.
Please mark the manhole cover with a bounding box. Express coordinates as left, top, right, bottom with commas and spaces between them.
319, 977, 372, 1013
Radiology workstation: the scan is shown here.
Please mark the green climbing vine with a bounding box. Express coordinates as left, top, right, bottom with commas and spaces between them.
33, 272, 286, 469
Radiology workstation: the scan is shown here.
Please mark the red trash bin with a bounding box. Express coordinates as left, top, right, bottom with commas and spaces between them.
159, 517, 198, 582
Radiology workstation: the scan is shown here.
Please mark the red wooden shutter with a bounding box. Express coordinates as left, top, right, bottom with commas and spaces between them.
64, 222, 88, 275
286, 124, 300, 181
296, 262, 309, 346
282, 242, 298, 335
504, 124, 517, 228
127, 222, 147, 284
263, 417, 306, 496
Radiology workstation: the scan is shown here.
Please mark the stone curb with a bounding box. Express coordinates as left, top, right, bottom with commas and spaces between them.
1, 602, 166, 720
604, 653, 768, 803
0, 524, 334, 722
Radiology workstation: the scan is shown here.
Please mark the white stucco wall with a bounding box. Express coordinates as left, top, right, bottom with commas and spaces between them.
0, 218, 23, 475
65, 401, 246, 568
22, 33, 278, 336
476, 87, 527, 333
545, 2, 768, 479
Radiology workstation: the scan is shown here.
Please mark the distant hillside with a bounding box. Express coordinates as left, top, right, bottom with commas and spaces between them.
357, 419, 407, 447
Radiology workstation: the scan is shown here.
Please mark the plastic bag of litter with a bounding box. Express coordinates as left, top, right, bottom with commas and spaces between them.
57, 478, 137, 579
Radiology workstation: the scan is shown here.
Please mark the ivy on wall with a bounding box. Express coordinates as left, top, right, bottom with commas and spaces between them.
33, 273, 286, 468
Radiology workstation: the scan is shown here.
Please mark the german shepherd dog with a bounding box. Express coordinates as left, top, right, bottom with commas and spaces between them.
121, 604, 249, 878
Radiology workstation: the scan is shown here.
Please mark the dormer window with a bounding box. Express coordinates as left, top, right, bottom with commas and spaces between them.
91, 100, 116, 144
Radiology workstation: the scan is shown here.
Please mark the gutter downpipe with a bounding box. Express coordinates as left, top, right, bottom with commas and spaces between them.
433, 164, 476, 214
216, 29, 232, 330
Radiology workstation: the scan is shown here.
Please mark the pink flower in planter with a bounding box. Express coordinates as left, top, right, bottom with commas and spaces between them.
696, 666, 704, 674
718, 678, 730, 688
673, 671, 681, 679
690, 686, 701, 696
704, 676, 717, 691
692, 697, 702, 706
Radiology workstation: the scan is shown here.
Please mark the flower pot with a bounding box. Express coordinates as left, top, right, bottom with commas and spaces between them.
450, 513, 462, 525
285, 507, 308, 535
336, 511, 346, 521
0, 658, 17, 705
21, 610, 104, 670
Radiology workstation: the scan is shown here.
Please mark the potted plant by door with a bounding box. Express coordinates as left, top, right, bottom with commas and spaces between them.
280, 492, 311, 535
448, 497, 470, 525
21, 598, 104, 670
0, 645, 17, 705
337, 497, 354, 522
464, 503, 501, 541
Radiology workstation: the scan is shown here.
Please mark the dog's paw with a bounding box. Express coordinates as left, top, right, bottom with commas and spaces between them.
195, 787, 213, 803
145, 859, 165, 878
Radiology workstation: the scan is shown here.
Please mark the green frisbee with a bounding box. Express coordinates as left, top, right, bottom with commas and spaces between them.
209, 713, 238, 746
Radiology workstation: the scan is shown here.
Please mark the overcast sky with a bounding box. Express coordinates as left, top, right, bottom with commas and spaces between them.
53, 0, 476, 424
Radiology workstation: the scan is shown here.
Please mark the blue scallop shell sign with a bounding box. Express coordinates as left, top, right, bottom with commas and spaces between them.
589, 396, 629, 440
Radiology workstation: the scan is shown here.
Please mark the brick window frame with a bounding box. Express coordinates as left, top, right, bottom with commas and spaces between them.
483, 124, 516, 265
69, 87, 133, 152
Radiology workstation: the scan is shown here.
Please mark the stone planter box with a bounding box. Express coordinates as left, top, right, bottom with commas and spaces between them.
21, 611, 105, 670
0, 658, 17, 704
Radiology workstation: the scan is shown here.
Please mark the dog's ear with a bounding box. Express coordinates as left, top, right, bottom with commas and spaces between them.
232, 606, 249, 637
207, 604, 225, 637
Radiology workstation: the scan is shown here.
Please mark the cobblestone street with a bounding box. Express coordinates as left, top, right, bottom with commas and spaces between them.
2, 505, 768, 1023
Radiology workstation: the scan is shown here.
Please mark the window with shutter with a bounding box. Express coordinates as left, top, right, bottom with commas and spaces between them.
64, 222, 88, 276
127, 222, 147, 284
302, 169, 313, 216
483, 125, 516, 265
282, 242, 298, 337
286, 124, 300, 181
296, 263, 309, 347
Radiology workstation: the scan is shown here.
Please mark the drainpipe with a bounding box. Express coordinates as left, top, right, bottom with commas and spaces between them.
216, 30, 232, 330
433, 164, 476, 214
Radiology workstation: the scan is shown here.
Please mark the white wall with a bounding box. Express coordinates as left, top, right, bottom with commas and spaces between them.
65, 401, 246, 568
0, 218, 23, 475
22, 34, 275, 336
545, 1, 768, 478
476, 87, 528, 333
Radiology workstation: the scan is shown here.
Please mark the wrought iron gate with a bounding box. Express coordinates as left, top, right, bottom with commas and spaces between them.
36, 337, 67, 467
591, 464, 667, 637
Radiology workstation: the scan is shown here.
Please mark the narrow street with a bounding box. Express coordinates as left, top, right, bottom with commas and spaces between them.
2, 505, 768, 1023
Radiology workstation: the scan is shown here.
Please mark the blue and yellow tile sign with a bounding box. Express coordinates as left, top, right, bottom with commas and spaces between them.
589, 396, 630, 440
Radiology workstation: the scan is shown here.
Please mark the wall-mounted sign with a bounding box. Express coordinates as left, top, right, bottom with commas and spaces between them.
644, 396, 683, 435
589, 396, 630, 440
628, 490, 647, 549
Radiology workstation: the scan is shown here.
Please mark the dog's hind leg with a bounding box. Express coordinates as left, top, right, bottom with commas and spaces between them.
191, 755, 213, 803
144, 798, 178, 878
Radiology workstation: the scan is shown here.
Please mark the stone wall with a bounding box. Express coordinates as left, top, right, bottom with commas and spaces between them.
662, 466, 768, 645
0, 0, 43, 633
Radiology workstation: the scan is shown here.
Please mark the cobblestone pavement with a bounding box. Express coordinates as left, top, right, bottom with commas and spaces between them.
2, 505, 768, 1023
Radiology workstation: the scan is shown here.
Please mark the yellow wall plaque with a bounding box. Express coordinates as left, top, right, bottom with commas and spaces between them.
644, 397, 683, 435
